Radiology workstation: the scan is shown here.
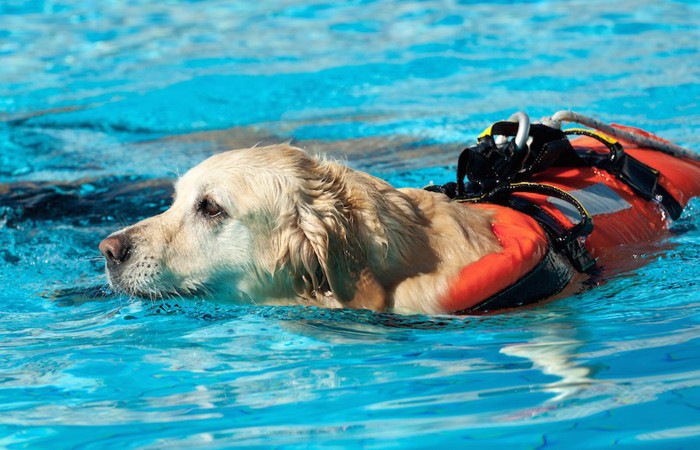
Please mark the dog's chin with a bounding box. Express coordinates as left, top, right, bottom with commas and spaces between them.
111, 283, 212, 300
106, 269, 211, 300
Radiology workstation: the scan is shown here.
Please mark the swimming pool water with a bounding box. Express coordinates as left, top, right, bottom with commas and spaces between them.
2, 0, 700, 447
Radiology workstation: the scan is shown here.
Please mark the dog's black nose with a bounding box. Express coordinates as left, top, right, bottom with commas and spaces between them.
99, 234, 132, 264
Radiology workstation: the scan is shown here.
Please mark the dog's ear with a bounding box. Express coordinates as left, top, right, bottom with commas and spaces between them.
293, 199, 387, 311
286, 161, 387, 311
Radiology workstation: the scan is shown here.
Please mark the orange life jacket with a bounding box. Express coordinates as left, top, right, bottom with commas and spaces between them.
440, 125, 700, 314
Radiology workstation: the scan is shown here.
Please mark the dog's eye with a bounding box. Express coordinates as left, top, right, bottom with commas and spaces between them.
197, 197, 223, 218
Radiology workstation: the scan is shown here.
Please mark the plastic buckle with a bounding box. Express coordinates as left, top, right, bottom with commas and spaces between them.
559, 237, 597, 273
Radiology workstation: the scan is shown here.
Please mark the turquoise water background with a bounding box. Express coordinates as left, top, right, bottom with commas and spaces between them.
2, 0, 700, 447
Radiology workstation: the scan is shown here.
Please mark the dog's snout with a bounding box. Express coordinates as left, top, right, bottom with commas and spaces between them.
99, 234, 132, 265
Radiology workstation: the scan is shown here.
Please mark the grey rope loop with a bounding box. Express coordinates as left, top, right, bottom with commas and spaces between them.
541, 110, 700, 162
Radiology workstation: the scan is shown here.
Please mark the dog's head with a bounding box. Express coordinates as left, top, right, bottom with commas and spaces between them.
99, 144, 393, 309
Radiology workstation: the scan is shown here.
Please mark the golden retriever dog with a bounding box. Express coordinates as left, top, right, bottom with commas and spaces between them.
99, 144, 501, 314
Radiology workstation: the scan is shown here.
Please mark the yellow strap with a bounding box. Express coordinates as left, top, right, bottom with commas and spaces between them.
478, 125, 493, 139
565, 127, 618, 145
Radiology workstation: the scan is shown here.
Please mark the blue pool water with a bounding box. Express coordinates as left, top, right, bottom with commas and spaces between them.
2, 0, 700, 447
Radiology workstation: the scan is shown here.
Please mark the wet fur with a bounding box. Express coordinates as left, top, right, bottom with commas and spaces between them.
103, 144, 500, 314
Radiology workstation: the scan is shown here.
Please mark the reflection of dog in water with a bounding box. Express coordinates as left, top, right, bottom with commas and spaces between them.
99, 144, 500, 314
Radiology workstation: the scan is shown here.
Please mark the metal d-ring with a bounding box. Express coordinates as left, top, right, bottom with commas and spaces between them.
507, 111, 531, 154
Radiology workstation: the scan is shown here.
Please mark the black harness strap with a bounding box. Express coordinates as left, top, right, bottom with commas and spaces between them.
564, 129, 683, 219
452, 183, 597, 313
456, 181, 597, 274
456, 239, 575, 314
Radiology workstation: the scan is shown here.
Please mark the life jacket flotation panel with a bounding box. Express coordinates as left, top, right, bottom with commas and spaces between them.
434, 120, 700, 314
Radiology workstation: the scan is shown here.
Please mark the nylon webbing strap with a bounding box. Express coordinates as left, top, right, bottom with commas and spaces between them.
457, 239, 575, 314
564, 128, 683, 219
457, 182, 596, 273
